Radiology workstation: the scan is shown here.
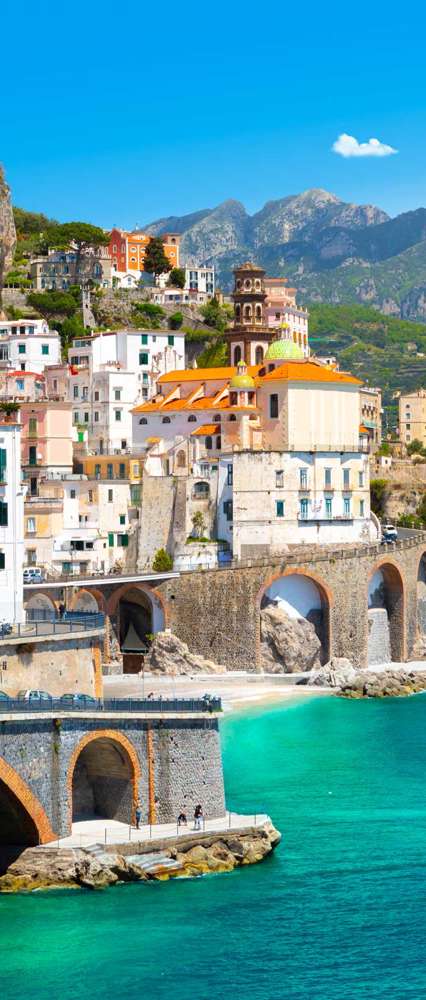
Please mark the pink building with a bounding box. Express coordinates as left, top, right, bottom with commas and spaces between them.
0, 370, 46, 401
20, 401, 73, 494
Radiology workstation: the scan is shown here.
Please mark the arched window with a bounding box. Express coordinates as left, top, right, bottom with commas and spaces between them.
213, 414, 221, 422
188, 415, 197, 422
244, 304, 252, 320
216, 435, 221, 449
139, 417, 147, 424
244, 279, 251, 290
235, 304, 241, 321
176, 450, 186, 467
162, 416, 171, 424
234, 345, 242, 365
228, 414, 237, 422
255, 305, 262, 320
193, 481, 209, 498
255, 346, 264, 364
205, 436, 213, 450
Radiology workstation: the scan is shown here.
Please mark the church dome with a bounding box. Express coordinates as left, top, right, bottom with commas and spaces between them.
265, 339, 304, 361
230, 361, 255, 389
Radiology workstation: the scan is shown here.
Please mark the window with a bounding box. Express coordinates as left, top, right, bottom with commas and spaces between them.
276, 500, 284, 517
343, 468, 350, 488
107, 463, 113, 478
344, 496, 351, 516
18, 344, 26, 354
84, 412, 89, 423
95, 464, 101, 478
142, 373, 148, 384
118, 533, 128, 547
227, 464, 233, 486
88, 490, 93, 503
16, 379, 24, 392
27, 550, 37, 565
108, 489, 113, 502
205, 436, 213, 450
29, 417, 37, 435
176, 451, 186, 468
233, 346, 242, 365
120, 514, 126, 525
20, 363, 25, 371
276, 470, 283, 488
94, 411, 99, 422
360, 499, 365, 517
324, 468, 332, 487
27, 516, 36, 533
29, 446, 37, 466
0, 502, 7, 526
269, 394, 278, 418
42, 344, 49, 355
299, 498, 309, 520
406, 423, 411, 430
114, 410, 121, 422
168, 335, 174, 346
141, 334, 148, 345
223, 500, 233, 521
358, 470, 364, 487
82, 387, 88, 399
216, 435, 221, 449
162, 416, 171, 424
73, 386, 79, 399
139, 417, 147, 425
228, 414, 237, 422
114, 388, 121, 401
0, 551, 5, 570
121, 440, 127, 450
325, 497, 332, 520
255, 346, 264, 364
74, 412, 79, 424
94, 391, 99, 401
0, 449, 6, 479
139, 352, 149, 365
300, 468, 308, 489
108, 532, 114, 546
119, 463, 125, 479
188, 415, 197, 422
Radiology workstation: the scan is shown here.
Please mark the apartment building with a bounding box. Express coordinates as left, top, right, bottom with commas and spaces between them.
399, 389, 426, 447
108, 229, 180, 278
0, 319, 61, 374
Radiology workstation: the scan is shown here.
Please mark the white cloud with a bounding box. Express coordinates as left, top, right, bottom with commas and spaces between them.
332, 133, 398, 158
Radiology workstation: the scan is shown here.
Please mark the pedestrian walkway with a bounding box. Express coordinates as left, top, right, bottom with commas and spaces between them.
44, 812, 269, 849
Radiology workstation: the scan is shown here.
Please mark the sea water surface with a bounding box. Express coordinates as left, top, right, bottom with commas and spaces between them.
2, 694, 426, 1000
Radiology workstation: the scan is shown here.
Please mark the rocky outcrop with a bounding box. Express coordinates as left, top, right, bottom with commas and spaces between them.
306, 661, 426, 698
260, 605, 322, 673
143, 630, 227, 674
0, 822, 281, 892
0, 167, 16, 311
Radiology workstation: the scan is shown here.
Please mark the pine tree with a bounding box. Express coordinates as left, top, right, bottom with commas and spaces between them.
143, 237, 172, 278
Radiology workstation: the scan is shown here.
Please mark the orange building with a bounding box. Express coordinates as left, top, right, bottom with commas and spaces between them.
108, 229, 180, 274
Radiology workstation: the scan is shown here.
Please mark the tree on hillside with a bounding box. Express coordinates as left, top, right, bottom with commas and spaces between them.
168, 267, 186, 289
200, 296, 232, 333
370, 478, 390, 518
46, 222, 109, 285
26, 289, 82, 350
143, 237, 172, 279
407, 438, 424, 455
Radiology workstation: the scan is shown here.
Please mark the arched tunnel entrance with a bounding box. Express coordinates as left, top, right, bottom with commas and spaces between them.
71, 737, 137, 823
0, 778, 39, 847
368, 563, 404, 664
116, 586, 165, 674
260, 572, 331, 670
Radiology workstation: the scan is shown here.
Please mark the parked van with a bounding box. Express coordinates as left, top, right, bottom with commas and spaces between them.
23, 568, 45, 584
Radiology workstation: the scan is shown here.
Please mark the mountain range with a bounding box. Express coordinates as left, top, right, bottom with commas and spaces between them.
145, 189, 426, 321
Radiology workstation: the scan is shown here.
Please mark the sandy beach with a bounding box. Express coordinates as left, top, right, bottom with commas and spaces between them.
103, 672, 326, 712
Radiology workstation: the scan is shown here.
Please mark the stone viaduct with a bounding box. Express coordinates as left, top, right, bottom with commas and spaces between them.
0, 702, 225, 848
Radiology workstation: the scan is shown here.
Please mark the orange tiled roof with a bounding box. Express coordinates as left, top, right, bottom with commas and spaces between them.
191, 424, 220, 436
259, 360, 362, 385
158, 365, 260, 384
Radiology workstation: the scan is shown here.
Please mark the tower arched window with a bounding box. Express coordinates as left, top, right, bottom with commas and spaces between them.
234, 345, 242, 365
235, 304, 241, 322
255, 305, 262, 321
255, 346, 264, 364
244, 305, 252, 321
188, 415, 197, 422
139, 417, 148, 424
162, 416, 171, 424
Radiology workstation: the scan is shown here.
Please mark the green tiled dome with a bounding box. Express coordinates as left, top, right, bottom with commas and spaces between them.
265, 339, 304, 361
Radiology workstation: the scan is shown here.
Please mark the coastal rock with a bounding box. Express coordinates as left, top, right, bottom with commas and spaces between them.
0, 167, 16, 311
260, 605, 321, 673
307, 657, 358, 688
143, 630, 227, 674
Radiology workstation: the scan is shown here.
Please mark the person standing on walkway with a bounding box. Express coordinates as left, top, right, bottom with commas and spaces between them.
194, 804, 203, 831
135, 804, 142, 830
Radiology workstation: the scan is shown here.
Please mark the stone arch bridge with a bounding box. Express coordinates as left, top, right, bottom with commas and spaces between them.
23, 533, 426, 671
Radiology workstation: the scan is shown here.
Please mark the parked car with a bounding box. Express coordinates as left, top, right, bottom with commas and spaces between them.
17, 689, 52, 702
381, 523, 398, 543
23, 568, 45, 584
59, 693, 98, 707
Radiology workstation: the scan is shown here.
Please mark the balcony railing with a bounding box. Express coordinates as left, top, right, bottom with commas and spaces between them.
298, 512, 353, 522
0, 695, 222, 715
0, 613, 105, 640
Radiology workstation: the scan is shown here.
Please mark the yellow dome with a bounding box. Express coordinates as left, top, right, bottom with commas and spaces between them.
230, 361, 255, 389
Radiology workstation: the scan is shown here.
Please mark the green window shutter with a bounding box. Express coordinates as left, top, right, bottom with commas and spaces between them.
78, 431, 84, 442
168, 335, 174, 346
119, 533, 128, 547
0, 502, 8, 526
141, 334, 148, 345
18, 344, 26, 354
42, 344, 49, 355
120, 514, 125, 525
108, 532, 114, 547
139, 352, 149, 365
0, 551, 5, 570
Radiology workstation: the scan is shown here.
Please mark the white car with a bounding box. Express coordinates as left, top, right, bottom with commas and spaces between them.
382, 523, 398, 542
23, 568, 44, 584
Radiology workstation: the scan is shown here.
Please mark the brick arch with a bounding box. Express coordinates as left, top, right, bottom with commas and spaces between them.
66, 729, 142, 830
255, 567, 334, 669
367, 557, 406, 661
107, 582, 170, 627
0, 756, 55, 845
70, 588, 107, 613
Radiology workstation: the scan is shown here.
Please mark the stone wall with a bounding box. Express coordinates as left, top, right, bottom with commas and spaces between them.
137, 472, 176, 570
0, 637, 102, 698
0, 714, 225, 840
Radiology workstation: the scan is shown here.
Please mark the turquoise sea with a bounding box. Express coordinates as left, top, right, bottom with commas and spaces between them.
2, 694, 426, 1000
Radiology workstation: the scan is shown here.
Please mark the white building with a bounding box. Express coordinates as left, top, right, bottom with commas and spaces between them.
0, 419, 24, 623
71, 368, 139, 454
0, 319, 61, 375
152, 266, 215, 305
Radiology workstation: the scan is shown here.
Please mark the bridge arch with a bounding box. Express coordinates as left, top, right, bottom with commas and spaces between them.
107, 583, 169, 672
367, 558, 405, 663
257, 568, 333, 666
0, 756, 55, 846
67, 730, 141, 828
24, 592, 57, 620
70, 588, 106, 614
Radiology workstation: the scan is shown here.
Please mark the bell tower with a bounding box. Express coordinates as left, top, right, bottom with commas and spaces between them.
226, 262, 273, 366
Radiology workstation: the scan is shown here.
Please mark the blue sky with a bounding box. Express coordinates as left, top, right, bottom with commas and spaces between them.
2, 0, 424, 226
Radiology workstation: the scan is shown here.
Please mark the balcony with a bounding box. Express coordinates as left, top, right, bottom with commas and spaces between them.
298, 512, 353, 523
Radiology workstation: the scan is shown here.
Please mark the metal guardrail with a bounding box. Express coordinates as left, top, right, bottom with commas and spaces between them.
0, 613, 105, 640
0, 696, 222, 714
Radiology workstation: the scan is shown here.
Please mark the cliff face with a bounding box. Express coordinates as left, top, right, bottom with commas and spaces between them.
0, 167, 16, 312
